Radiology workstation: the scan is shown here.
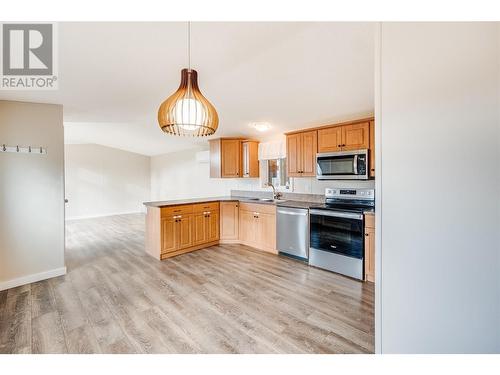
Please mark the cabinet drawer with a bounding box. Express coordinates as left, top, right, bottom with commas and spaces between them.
365, 213, 375, 228
161, 205, 193, 218
239, 202, 276, 215
192, 201, 220, 214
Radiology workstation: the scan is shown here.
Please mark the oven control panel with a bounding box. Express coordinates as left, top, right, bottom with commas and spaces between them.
325, 188, 374, 199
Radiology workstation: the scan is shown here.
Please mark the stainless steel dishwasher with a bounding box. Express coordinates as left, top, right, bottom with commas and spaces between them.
277, 207, 309, 260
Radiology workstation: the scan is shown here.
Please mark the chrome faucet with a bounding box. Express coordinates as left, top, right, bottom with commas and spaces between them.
266, 183, 282, 200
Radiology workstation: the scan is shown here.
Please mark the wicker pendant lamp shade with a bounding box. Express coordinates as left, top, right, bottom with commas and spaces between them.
158, 68, 219, 136
158, 22, 219, 137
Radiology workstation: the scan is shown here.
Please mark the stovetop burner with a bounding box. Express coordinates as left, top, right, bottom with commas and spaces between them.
310, 187, 375, 213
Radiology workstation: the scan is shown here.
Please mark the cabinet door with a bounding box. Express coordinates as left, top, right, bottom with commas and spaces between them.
192, 213, 207, 245
242, 141, 259, 178
221, 139, 241, 177
286, 133, 302, 177
220, 202, 239, 240
256, 213, 276, 253
161, 218, 177, 254
207, 212, 220, 242
369, 120, 375, 177
342, 122, 369, 151
177, 216, 193, 250
364, 227, 375, 282
301, 130, 318, 176
239, 209, 255, 245
318, 127, 342, 153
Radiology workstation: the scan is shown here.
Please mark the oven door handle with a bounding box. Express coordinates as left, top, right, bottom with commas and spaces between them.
309, 209, 363, 220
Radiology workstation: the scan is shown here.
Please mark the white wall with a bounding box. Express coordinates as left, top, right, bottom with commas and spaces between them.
377, 22, 500, 353
150, 147, 260, 201
0, 101, 66, 290
65, 144, 150, 219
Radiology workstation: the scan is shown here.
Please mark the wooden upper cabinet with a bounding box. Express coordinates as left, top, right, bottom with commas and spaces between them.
301, 131, 317, 176
209, 138, 258, 178
286, 133, 302, 177
241, 141, 259, 178
318, 127, 342, 153
369, 120, 375, 177
221, 139, 241, 177
342, 122, 369, 151
286, 131, 317, 177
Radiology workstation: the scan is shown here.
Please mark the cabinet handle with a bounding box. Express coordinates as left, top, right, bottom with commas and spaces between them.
365, 233, 369, 237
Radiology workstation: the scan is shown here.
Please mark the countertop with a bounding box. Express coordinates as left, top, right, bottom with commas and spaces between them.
143, 196, 375, 213
143, 196, 318, 209
143, 196, 237, 207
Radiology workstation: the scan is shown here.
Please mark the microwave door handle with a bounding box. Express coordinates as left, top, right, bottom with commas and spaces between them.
353, 154, 358, 174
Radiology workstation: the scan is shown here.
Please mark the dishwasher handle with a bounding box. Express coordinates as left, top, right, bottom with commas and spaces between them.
277, 209, 308, 216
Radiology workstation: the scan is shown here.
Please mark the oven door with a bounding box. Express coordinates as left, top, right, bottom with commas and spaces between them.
316, 151, 368, 180
309, 209, 364, 259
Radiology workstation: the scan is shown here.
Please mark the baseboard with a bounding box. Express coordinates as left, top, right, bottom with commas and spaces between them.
66, 211, 144, 221
0, 267, 67, 291
219, 239, 240, 244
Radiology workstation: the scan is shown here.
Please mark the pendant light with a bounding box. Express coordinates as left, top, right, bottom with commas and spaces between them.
158, 22, 219, 137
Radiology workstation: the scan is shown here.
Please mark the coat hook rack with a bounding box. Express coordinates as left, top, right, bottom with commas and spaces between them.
0, 144, 47, 155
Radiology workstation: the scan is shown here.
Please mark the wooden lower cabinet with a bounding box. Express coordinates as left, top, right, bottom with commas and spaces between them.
238, 209, 256, 245
177, 216, 193, 250
161, 218, 176, 253
220, 201, 239, 241
364, 213, 375, 282
161, 216, 193, 254
157, 203, 219, 259
193, 213, 207, 245
238, 202, 277, 254
147, 201, 277, 260
207, 212, 220, 242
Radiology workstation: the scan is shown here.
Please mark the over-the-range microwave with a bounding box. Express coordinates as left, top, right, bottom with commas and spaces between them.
316, 149, 369, 180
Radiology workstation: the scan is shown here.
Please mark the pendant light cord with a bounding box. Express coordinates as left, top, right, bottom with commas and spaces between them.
188, 21, 191, 71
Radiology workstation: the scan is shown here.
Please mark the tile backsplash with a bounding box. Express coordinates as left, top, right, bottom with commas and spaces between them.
290, 177, 375, 195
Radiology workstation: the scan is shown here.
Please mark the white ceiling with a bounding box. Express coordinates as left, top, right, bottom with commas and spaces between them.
0, 22, 375, 156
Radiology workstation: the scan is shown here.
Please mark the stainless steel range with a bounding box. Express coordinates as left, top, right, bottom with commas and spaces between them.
309, 188, 374, 280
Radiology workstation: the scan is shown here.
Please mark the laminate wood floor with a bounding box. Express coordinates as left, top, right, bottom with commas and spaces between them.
0, 213, 374, 354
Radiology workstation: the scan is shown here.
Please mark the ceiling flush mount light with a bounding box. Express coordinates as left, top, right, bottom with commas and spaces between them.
251, 122, 271, 132
158, 22, 219, 137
